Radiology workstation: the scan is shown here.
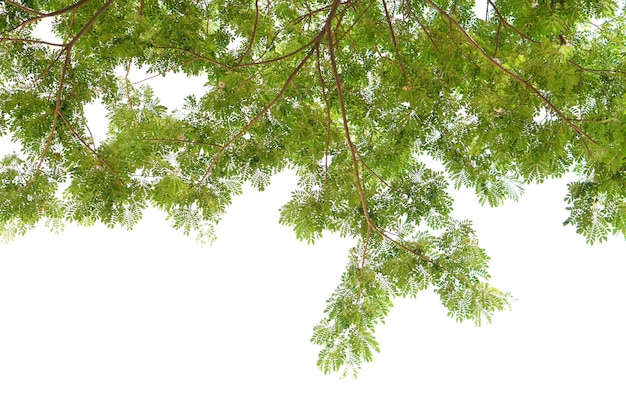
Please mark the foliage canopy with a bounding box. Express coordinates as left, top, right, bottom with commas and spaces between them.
1, 0, 625, 376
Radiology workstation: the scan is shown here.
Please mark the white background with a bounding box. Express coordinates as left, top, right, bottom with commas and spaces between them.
2, 13, 626, 417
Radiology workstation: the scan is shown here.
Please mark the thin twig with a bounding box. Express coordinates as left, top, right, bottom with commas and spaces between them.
381, 0, 407, 78
58, 111, 125, 186
403, 5, 440, 53
357, 225, 371, 302
4, 0, 93, 34
141, 138, 225, 148
315, 47, 332, 198
486, 0, 536, 43
493, 20, 501, 57
236, 0, 260, 65
125, 61, 139, 123
131, 58, 199, 84
0, 37, 65, 47
28, 51, 72, 185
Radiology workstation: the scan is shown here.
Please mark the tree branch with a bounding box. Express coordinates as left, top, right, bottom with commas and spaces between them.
357, 224, 371, 302
425, 0, 597, 153
3, 0, 43, 15
486, 0, 536, 43
326, 3, 434, 265
140, 137, 225, 149
3, 0, 93, 34
57, 111, 126, 186
0, 37, 65, 47
28, 51, 72, 185
195, 0, 344, 187
381, 0, 407, 78
28, 0, 116, 184
235, 0, 260, 65
315, 47, 332, 198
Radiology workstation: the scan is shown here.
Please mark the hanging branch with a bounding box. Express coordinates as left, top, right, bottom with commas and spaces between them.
325, 6, 435, 266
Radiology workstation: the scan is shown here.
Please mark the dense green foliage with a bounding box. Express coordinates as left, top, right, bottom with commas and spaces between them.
1, 0, 625, 376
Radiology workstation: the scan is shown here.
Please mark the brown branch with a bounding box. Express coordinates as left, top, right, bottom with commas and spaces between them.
3, 0, 43, 15
0, 37, 66, 47
358, 156, 403, 195
249, 26, 282, 63
234, 36, 322, 69
486, 0, 536, 43
35, 0, 93, 18
194, 46, 320, 187
64, 0, 115, 50
154, 35, 320, 72
80, 113, 96, 147
33, 48, 67, 88
131, 58, 200, 84
4, 0, 93, 34
57, 111, 125, 186
295, 3, 337, 24
28, 0, 116, 184
151, 45, 231, 70
567, 60, 626, 75
326, 4, 369, 224
124, 62, 139, 123
315, 47, 332, 198
334, 0, 376, 46
239, 5, 326, 66
28, 51, 72, 185
324, 3, 436, 267
381, 0, 407, 78
140, 138, 225, 148
373, 44, 398, 66
425, 0, 597, 153
493, 20, 501, 57
357, 224, 371, 302
66, 8, 77, 40
482, 0, 623, 77
566, 117, 620, 124
401, 3, 440, 53
195, 0, 344, 187
413, 13, 440, 53
338, 20, 358, 51
236, 0, 260, 65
